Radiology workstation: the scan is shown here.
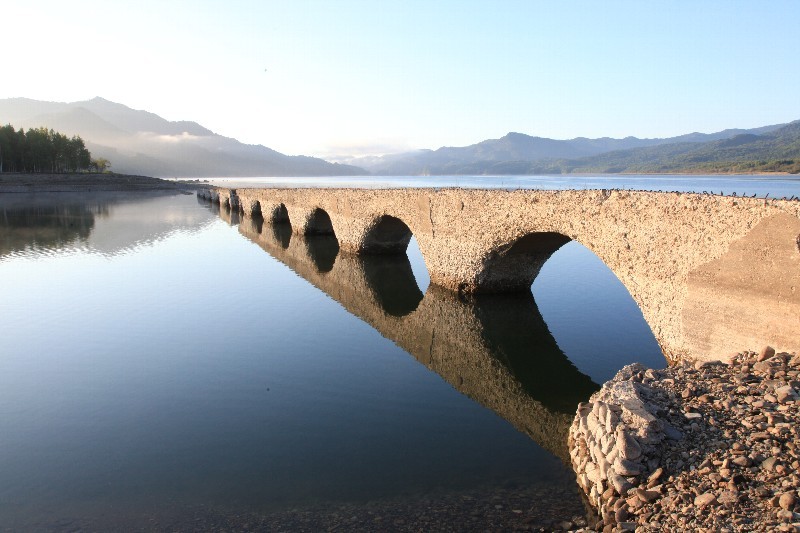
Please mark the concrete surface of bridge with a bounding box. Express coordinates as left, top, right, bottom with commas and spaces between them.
200, 187, 800, 363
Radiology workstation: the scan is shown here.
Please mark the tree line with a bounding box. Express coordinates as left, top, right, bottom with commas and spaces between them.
0, 124, 109, 173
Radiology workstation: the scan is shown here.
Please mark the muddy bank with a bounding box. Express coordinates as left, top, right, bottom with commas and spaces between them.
570, 348, 800, 532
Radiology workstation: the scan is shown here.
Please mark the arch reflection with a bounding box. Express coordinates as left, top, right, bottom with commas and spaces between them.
235, 214, 599, 462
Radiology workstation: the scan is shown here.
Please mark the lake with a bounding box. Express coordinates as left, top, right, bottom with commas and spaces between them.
1, 175, 798, 530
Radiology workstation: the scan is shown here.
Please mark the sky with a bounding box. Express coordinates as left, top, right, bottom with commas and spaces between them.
3, 0, 800, 159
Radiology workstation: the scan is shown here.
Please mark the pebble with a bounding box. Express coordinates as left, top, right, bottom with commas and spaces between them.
778, 491, 796, 511
695, 492, 718, 508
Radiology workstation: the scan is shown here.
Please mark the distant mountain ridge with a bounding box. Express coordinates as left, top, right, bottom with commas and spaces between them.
547, 120, 800, 175
2, 96, 797, 176
0, 97, 366, 177
352, 122, 792, 175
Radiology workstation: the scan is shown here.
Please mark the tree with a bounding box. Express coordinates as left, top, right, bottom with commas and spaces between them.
91, 157, 111, 173
0, 123, 99, 173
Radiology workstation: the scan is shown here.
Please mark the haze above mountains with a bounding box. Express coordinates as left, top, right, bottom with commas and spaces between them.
0, 97, 365, 177
1, 97, 798, 177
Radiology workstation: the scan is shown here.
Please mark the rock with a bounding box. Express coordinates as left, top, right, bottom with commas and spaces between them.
587, 412, 601, 433
762, 456, 779, 471
635, 488, 659, 503
663, 423, 683, 441
758, 346, 776, 361
648, 467, 664, 483
625, 495, 643, 510
616, 428, 642, 461
613, 457, 642, 477
586, 462, 602, 485
718, 490, 739, 505
732, 456, 751, 467
694, 492, 717, 508
779, 491, 796, 511
753, 361, 773, 374
776, 385, 796, 403
615, 507, 629, 523
609, 472, 634, 496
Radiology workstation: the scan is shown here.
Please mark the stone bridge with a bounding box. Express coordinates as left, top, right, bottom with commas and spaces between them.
200, 187, 800, 363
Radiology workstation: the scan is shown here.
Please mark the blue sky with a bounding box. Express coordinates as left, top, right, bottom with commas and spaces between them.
3, 0, 799, 158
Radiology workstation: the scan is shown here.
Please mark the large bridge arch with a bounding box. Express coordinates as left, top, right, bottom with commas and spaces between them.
271, 203, 290, 224
293, 207, 335, 236
360, 215, 413, 254
473, 231, 573, 293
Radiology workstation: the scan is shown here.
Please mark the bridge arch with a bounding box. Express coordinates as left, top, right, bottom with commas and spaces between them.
304, 208, 335, 236
361, 215, 413, 254
270, 203, 290, 224
249, 200, 263, 219
475, 231, 572, 293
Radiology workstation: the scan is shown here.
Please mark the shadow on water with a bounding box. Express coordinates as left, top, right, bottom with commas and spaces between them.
273, 222, 292, 249
468, 292, 600, 413
304, 234, 339, 273
235, 214, 600, 462
249, 212, 264, 234
361, 253, 424, 316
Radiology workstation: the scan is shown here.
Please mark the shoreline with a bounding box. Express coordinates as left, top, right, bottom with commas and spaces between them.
0, 172, 203, 193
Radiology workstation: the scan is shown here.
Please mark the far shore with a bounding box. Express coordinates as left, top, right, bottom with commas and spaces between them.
0, 172, 205, 193
2, 171, 796, 196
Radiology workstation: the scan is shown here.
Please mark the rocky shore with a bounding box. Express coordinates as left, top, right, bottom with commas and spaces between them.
569, 347, 800, 532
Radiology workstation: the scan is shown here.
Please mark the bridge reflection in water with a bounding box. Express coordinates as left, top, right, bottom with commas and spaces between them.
213, 201, 599, 462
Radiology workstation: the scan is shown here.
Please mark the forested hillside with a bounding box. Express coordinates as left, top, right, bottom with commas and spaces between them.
378, 121, 800, 175
549, 121, 800, 174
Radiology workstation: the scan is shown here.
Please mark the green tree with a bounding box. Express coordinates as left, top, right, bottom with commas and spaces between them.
91, 157, 111, 173
0, 123, 98, 173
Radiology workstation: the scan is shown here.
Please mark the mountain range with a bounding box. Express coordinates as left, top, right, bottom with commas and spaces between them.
0, 97, 365, 177
1, 97, 798, 176
350, 122, 799, 175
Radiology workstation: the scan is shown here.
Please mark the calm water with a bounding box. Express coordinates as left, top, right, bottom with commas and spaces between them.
1, 176, 796, 529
